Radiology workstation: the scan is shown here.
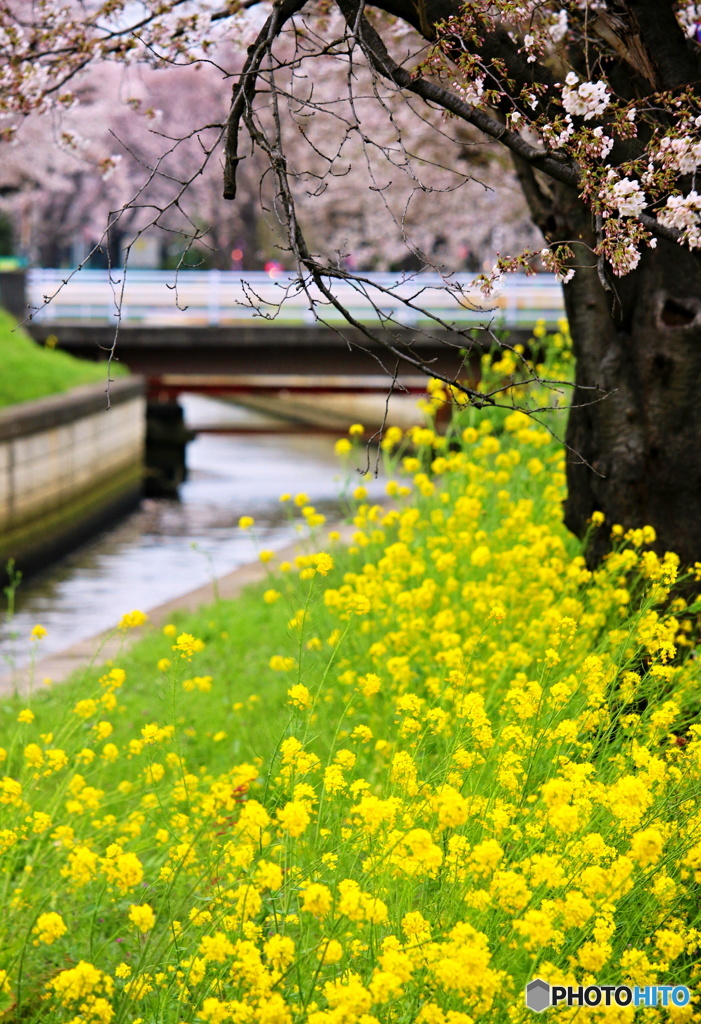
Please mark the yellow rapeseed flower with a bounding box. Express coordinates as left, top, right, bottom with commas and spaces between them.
128, 904, 156, 933
301, 882, 333, 916
73, 699, 97, 719
24, 742, 43, 767
317, 939, 343, 963
276, 800, 310, 837
118, 609, 148, 630
172, 633, 205, 659
288, 684, 312, 710
270, 655, 296, 672
33, 911, 67, 945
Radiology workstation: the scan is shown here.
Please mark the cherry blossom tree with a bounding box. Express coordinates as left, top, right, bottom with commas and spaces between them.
0, 57, 536, 272
3, 0, 701, 561
0, 62, 271, 269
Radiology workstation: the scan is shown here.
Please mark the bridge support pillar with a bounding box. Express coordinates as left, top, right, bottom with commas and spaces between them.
145, 400, 193, 497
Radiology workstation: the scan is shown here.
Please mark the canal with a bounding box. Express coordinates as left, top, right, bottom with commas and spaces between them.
0, 395, 386, 672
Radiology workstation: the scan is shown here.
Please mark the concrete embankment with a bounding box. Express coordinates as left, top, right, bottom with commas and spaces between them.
0, 377, 145, 575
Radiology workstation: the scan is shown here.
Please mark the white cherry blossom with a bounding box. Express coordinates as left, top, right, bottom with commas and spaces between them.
562, 74, 611, 121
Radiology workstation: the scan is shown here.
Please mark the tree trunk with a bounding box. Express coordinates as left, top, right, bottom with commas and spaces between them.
561, 216, 701, 567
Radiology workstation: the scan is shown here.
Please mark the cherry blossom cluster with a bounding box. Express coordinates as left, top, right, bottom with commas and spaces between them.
0, 0, 226, 124
659, 192, 701, 249
599, 174, 648, 220
561, 73, 611, 122
422, 1, 701, 278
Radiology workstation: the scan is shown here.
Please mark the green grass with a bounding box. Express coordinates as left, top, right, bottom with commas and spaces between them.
0, 578, 299, 772
0, 309, 126, 407
2, 351, 700, 1023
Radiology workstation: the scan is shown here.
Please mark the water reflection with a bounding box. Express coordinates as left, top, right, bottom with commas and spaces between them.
1, 395, 384, 668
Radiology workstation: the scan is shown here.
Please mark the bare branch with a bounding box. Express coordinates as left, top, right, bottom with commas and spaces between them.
224, 0, 309, 200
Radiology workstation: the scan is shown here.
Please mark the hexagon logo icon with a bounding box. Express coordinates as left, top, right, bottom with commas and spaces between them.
525, 979, 551, 1013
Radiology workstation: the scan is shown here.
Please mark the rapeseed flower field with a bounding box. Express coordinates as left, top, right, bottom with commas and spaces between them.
1, 334, 701, 1023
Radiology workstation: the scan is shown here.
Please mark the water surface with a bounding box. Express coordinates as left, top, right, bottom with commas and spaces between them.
1, 395, 384, 669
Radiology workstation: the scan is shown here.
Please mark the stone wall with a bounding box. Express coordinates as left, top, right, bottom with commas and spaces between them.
0, 378, 145, 571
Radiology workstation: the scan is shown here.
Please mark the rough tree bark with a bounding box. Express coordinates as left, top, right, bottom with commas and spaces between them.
512, 167, 701, 564
562, 224, 701, 567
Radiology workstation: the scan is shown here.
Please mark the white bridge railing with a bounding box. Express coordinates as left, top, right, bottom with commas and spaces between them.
27, 269, 566, 330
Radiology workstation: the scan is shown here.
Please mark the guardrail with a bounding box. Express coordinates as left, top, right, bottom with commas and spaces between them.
27, 269, 566, 330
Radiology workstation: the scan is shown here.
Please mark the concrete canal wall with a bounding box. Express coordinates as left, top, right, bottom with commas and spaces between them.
0, 377, 145, 573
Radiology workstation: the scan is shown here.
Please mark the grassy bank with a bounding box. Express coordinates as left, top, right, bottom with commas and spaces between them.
1, 339, 701, 1023
0, 309, 125, 407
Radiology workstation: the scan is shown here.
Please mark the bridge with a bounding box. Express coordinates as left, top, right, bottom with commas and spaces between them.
25, 269, 566, 401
